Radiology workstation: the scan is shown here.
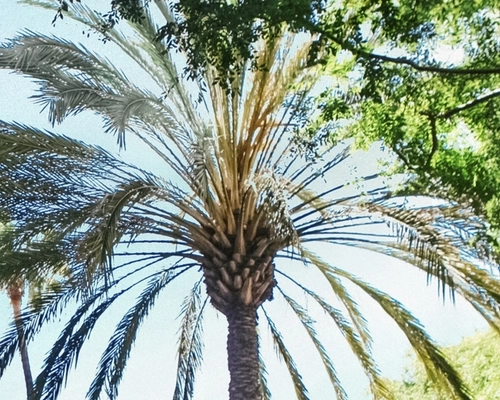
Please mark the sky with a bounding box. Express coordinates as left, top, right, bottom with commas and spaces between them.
0, 1, 491, 400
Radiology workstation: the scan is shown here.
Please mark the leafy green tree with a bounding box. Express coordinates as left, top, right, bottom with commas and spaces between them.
1, 1, 500, 399
55, 1, 498, 76
387, 330, 500, 399
304, 1, 500, 252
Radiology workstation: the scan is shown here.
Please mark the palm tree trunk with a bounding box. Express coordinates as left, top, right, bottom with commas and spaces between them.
8, 283, 33, 399
226, 304, 262, 400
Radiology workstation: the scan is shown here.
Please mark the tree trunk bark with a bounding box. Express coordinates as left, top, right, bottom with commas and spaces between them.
8, 284, 33, 399
226, 305, 262, 400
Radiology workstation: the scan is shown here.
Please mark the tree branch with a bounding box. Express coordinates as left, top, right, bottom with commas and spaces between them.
356, 50, 500, 76
392, 147, 412, 169
313, 26, 500, 76
420, 89, 500, 166
439, 89, 500, 119
425, 114, 438, 168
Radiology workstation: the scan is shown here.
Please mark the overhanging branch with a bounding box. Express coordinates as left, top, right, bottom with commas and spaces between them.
440, 89, 500, 119
356, 50, 500, 76
313, 25, 500, 76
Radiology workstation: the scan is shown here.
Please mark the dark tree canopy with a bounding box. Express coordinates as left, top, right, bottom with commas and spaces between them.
56, 1, 499, 78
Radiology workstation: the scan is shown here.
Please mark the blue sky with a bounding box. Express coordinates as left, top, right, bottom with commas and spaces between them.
0, 1, 490, 399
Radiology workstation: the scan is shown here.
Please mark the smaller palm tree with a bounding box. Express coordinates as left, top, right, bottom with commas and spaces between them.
1, 225, 33, 398
0, 223, 70, 399
5, 279, 33, 398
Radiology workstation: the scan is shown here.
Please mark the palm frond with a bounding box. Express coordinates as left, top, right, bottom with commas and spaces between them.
63, 0, 178, 92
79, 178, 159, 281
277, 270, 392, 399
1, 29, 195, 149
0, 282, 79, 380
287, 144, 352, 198
262, 308, 310, 400
0, 231, 71, 285
0, 255, 188, 382
342, 271, 472, 400
0, 121, 202, 285
127, 3, 205, 125
300, 250, 372, 348
346, 202, 500, 330
87, 270, 182, 400
172, 279, 206, 400
310, 253, 473, 400
258, 349, 272, 400
365, 202, 491, 293
0, 30, 109, 76
347, 239, 500, 328
0, 122, 133, 235
237, 32, 317, 173
278, 287, 347, 400
32, 266, 190, 400
31, 287, 135, 400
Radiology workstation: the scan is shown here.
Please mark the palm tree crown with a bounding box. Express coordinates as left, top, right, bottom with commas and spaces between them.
1, 1, 500, 399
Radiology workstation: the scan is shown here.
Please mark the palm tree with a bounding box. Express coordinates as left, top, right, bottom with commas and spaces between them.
0, 223, 70, 399
0, 224, 34, 398
1, 1, 500, 399
4, 280, 33, 398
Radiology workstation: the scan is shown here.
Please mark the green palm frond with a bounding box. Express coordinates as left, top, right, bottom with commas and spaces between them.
350, 239, 500, 331
87, 271, 183, 400
305, 250, 372, 348
258, 350, 272, 400
0, 232, 70, 284
0, 257, 188, 383
276, 269, 392, 399
306, 249, 472, 400
32, 266, 190, 400
0, 31, 107, 74
339, 271, 472, 400
301, 249, 476, 399
278, 287, 348, 400
0, 28, 195, 149
173, 279, 206, 400
31, 286, 138, 400
79, 178, 158, 280
0, 122, 133, 234
0, 283, 78, 380
349, 202, 500, 326
263, 308, 310, 400
33, 293, 123, 400
0, 32, 129, 122
369, 202, 489, 262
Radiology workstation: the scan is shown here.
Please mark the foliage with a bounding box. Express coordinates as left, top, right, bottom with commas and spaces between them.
53, 1, 500, 253
387, 330, 500, 399
1, 1, 500, 399
294, 2, 500, 257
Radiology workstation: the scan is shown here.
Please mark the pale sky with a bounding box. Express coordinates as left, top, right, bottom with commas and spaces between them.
0, 1, 490, 400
